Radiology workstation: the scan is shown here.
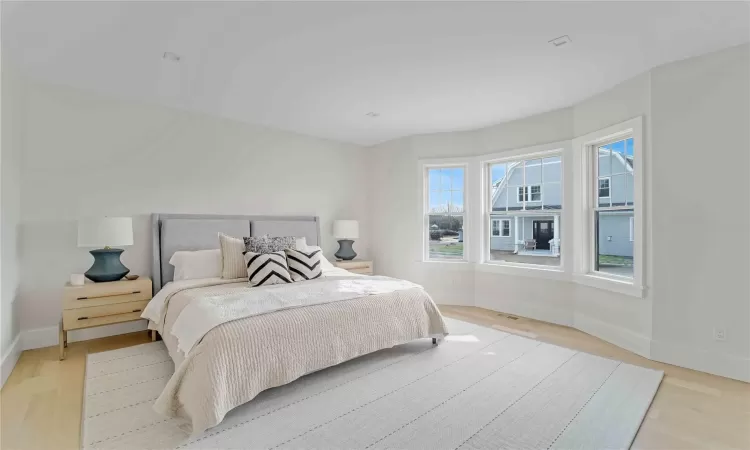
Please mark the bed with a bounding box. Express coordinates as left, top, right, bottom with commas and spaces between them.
143, 214, 449, 434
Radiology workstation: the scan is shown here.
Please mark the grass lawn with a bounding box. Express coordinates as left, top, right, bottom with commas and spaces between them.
429, 242, 464, 259
599, 254, 633, 266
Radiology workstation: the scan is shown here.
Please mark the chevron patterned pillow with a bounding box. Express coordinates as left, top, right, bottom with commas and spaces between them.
243, 250, 293, 287
285, 248, 323, 282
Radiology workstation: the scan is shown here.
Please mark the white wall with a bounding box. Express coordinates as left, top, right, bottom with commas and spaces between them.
17, 78, 371, 340
369, 43, 749, 381
1, 68, 24, 385
649, 43, 750, 381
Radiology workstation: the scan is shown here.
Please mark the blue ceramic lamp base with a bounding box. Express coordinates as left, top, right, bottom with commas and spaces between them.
334, 239, 357, 261
85, 248, 130, 282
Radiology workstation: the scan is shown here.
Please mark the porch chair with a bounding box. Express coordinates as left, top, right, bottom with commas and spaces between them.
524, 239, 537, 251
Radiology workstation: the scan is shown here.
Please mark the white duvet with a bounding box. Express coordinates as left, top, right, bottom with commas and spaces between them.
171, 275, 422, 354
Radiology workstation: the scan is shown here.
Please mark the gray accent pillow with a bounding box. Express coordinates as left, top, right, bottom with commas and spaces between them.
244, 235, 297, 254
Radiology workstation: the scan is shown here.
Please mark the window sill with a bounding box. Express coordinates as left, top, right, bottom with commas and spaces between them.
420, 259, 473, 271
573, 273, 644, 298
476, 262, 568, 281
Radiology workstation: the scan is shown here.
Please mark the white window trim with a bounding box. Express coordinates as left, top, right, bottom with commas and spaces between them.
480, 141, 567, 273
572, 117, 644, 297
598, 176, 611, 199
419, 158, 470, 263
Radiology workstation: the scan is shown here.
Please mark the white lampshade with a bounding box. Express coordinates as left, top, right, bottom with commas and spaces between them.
333, 220, 359, 239
78, 217, 134, 248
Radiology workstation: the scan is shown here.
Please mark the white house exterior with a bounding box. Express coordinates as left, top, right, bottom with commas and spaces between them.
490, 151, 633, 258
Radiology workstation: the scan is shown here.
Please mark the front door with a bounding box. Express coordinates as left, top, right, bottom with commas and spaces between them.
533, 221, 554, 250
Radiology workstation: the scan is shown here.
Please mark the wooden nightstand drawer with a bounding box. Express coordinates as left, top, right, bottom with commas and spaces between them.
333, 260, 374, 275
63, 278, 151, 309
63, 299, 150, 330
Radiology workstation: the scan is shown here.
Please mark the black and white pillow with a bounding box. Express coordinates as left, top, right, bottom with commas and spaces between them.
243, 250, 292, 286
243, 235, 297, 254
285, 248, 323, 281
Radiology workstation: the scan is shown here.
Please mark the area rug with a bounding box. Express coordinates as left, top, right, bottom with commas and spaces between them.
82, 318, 662, 449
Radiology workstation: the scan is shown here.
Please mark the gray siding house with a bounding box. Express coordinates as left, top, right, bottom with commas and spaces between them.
490, 152, 633, 258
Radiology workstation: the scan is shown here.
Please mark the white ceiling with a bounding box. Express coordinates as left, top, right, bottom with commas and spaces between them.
3, 1, 748, 146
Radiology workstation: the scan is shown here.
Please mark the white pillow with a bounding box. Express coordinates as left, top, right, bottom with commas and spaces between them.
170, 249, 222, 281
304, 245, 335, 270
295, 237, 307, 250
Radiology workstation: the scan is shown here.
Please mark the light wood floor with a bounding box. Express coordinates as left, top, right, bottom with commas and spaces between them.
1, 306, 748, 450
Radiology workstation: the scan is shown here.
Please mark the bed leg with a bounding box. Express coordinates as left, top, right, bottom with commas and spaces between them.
432, 337, 437, 345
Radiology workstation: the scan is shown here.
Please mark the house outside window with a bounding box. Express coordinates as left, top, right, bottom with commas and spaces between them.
424, 165, 466, 261
488, 154, 561, 266
594, 138, 634, 278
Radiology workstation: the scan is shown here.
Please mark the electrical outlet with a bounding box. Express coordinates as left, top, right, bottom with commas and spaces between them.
713, 328, 726, 341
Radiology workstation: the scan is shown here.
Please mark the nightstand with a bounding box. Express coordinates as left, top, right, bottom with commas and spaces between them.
333, 260, 374, 275
60, 277, 153, 360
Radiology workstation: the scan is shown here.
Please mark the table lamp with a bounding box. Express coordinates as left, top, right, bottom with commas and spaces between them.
78, 217, 133, 282
333, 220, 359, 261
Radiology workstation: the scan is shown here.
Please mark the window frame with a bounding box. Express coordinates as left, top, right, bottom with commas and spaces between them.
420, 160, 469, 263
481, 143, 565, 272
572, 117, 644, 297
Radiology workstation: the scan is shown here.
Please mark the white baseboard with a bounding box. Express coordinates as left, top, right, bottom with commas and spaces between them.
651, 339, 750, 383
574, 313, 652, 358
1, 333, 22, 388
21, 320, 149, 351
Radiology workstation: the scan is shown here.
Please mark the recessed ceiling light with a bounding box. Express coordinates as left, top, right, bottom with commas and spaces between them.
548, 35, 572, 47
365, 112, 380, 118
162, 52, 181, 62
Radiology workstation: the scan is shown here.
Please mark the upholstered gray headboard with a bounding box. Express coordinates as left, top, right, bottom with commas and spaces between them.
151, 214, 320, 293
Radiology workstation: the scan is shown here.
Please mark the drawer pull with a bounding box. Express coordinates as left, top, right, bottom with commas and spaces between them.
77, 309, 143, 321
77, 290, 142, 300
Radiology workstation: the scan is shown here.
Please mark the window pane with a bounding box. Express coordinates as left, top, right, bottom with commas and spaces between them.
542, 156, 561, 182
448, 168, 464, 192
610, 174, 627, 206
595, 210, 634, 278
490, 163, 508, 212
492, 220, 500, 236
502, 220, 510, 237
428, 169, 441, 191
450, 191, 464, 214
428, 215, 464, 260
440, 169, 451, 191
543, 182, 562, 210
524, 159, 542, 185
507, 162, 523, 211
429, 190, 450, 213
598, 146, 612, 177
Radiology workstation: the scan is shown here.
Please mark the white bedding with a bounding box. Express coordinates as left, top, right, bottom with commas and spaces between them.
145, 267, 448, 433
143, 266, 357, 329
171, 275, 423, 354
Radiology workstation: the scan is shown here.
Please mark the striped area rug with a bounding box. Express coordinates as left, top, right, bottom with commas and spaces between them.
82, 318, 662, 449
